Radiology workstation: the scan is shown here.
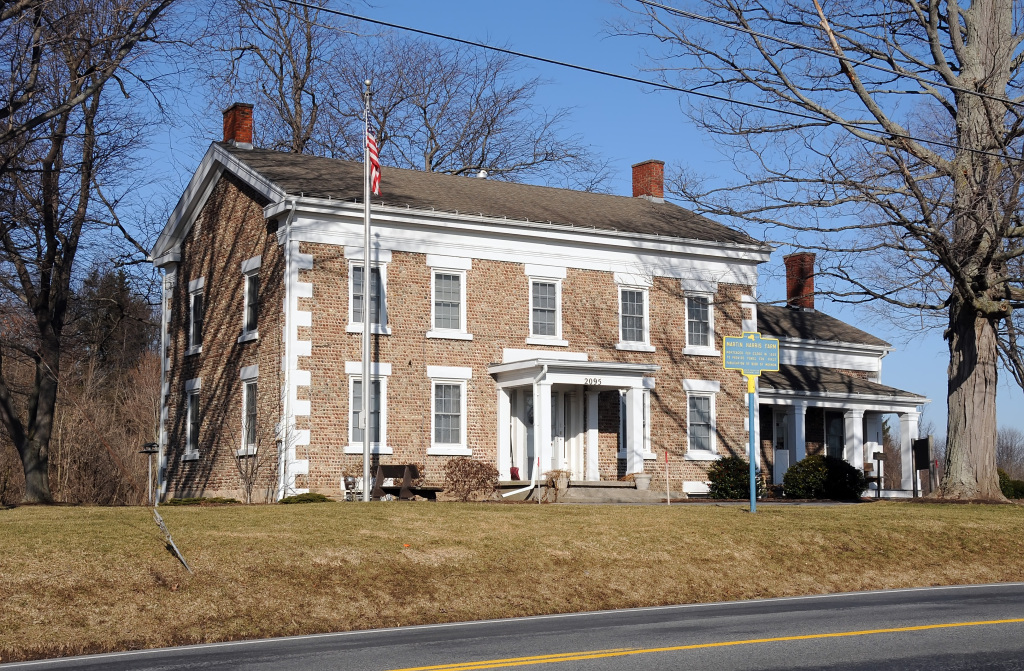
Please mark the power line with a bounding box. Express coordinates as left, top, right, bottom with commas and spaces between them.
277, 0, 1022, 163
637, 0, 1024, 111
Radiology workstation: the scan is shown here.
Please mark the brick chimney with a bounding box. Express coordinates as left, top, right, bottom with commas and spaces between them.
632, 160, 664, 201
784, 252, 815, 310
223, 102, 253, 148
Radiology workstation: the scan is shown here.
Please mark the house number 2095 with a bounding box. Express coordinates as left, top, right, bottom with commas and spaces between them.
584, 378, 602, 385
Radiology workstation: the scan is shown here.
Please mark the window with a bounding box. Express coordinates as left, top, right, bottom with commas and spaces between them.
350, 378, 381, 444
241, 381, 257, 454
348, 262, 390, 334
621, 290, 644, 341
426, 256, 472, 340
435, 273, 460, 330
525, 265, 567, 346
427, 366, 472, 455
687, 296, 710, 347
187, 277, 204, 354
614, 273, 654, 352
344, 361, 392, 454
183, 377, 201, 460
240, 256, 261, 342
683, 379, 720, 459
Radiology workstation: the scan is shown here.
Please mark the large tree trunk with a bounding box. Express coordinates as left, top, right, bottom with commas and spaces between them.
19, 436, 52, 503
941, 295, 1004, 499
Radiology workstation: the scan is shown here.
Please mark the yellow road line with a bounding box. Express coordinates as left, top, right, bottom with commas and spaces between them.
388, 617, 1024, 671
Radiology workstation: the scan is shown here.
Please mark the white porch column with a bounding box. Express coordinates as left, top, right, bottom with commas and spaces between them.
534, 381, 553, 476
625, 386, 644, 474
497, 389, 511, 479
899, 410, 920, 491
844, 409, 865, 470
790, 401, 807, 462
586, 391, 600, 481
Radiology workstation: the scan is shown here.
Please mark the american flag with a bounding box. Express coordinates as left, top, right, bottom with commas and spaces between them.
367, 130, 380, 196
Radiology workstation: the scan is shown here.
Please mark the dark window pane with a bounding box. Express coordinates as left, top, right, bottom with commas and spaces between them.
245, 274, 258, 332
687, 296, 710, 347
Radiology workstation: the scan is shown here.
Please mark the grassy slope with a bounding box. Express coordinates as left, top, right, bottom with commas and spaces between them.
1, 502, 1023, 662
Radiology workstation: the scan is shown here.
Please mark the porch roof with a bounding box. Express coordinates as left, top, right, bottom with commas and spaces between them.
487, 358, 659, 389
759, 365, 926, 402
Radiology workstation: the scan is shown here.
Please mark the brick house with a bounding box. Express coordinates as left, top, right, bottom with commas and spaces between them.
150, 104, 928, 500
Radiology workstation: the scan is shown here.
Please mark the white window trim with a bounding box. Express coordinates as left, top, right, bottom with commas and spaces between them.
685, 385, 720, 461
427, 369, 471, 456
183, 377, 201, 461
527, 275, 568, 347
239, 256, 261, 344
346, 260, 392, 335
186, 277, 204, 356
616, 389, 656, 460
427, 264, 473, 340
682, 291, 720, 357
343, 361, 392, 454
238, 367, 258, 456
615, 283, 654, 352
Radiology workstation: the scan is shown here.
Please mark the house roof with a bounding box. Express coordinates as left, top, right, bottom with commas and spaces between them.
220, 144, 765, 247
756, 303, 890, 348
759, 365, 925, 400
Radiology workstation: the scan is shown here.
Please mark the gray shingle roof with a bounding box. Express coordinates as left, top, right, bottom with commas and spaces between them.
222, 144, 764, 247
757, 304, 890, 347
760, 365, 925, 399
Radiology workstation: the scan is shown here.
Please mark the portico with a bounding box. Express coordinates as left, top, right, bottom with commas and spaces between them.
488, 352, 658, 482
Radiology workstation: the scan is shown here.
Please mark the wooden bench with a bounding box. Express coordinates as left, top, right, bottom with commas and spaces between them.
370, 464, 442, 501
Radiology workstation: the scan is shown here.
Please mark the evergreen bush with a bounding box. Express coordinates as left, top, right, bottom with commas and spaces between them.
783, 455, 866, 500
998, 469, 1024, 499
707, 455, 763, 499
279, 492, 332, 504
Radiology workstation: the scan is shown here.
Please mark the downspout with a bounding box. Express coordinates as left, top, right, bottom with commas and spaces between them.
277, 197, 298, 500
501, 364, 548, 499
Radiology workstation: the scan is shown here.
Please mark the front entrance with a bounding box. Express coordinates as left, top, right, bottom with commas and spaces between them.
553, 389, 585, 480
825, 411, 845, 459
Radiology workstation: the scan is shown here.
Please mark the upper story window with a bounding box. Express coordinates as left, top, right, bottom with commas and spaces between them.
681, 279, 720, 357
187, 277, 204, 355
240, 256, 261, 343
426, 255, 473, 340
525, 264, 567, 347
347, 262, 390, 334
614, 272, 654, 352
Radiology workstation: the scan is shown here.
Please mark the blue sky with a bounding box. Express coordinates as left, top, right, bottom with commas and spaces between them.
153, 0, 1022, 436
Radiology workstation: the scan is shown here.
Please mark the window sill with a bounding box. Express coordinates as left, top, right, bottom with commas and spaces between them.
237, 331, 259, 344
616, 450, 658, 460
427, 446, 473, 456
236, 446, 258, 457
347, 324, 392, 335
343, 443, 394, 455
682, 346, 721, 357
181, 451, 200, 462
426, 330, 473, 341
525, 336, 569, 347
684, 451, 721, 461
185, 345, 202, 356
615, 342, 655, 352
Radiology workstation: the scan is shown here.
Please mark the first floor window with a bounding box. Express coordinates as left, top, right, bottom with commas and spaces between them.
433, 383, 462, 445
351, 378, 381, 444
687, 394, 714, 453
687, 296, 710, 347
187, 391, 200, 454
243, 381, 257, 451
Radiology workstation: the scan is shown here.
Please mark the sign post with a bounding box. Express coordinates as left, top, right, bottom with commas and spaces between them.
723, 332, 780, 513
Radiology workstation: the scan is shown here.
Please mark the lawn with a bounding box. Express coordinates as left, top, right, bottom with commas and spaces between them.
1, 501, 1023, 662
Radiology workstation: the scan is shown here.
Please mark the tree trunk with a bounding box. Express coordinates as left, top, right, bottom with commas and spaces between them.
941, 295, 1005, 499
20, 435, 52, 503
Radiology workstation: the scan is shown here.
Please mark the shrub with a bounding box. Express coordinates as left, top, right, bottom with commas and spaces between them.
783, 455, 867, 500
998, 469, 1024, 499
163, 497, 240, 506
707, 456, 763, 499
443, 457, 498, 502
279, 492, 332, 504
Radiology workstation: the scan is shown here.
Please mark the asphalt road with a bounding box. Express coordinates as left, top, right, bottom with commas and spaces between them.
5, 583, 1024, 670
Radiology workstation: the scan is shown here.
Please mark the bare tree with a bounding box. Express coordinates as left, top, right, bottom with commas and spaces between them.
620, 0, 1024, 499
997, 426, 1024, 478
0, 0, 175, 503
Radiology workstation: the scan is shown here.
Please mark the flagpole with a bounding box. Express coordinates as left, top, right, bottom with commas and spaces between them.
361, 79, 372, 502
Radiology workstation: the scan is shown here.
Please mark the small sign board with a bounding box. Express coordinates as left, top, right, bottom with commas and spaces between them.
723, 332, 780, 376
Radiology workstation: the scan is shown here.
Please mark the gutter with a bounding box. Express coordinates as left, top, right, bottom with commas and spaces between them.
501, 364, 548, 499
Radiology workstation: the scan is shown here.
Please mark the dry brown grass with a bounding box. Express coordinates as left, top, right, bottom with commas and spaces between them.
2, 501, 1024, 662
